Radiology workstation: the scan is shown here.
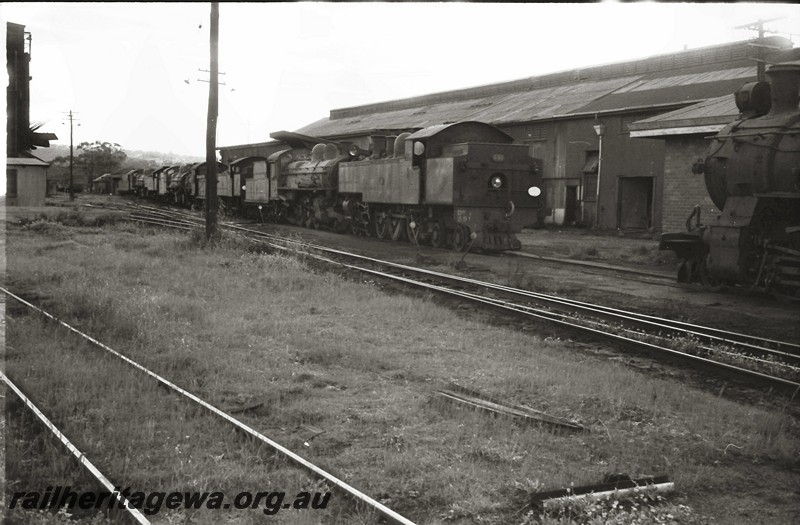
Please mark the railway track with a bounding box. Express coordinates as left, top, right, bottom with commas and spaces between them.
97, 201, 800, 392
1, 287, 416, 525
2, 370, 151, 525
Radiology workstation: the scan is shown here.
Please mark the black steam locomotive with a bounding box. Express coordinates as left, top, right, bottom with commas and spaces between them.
660, 62, 800, 298
134, 121, 543, 252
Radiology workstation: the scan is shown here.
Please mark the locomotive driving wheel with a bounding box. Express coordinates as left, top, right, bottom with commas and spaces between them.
374, 212, 389, 239
699, 256, 724, 292
389, 217, 407, 241
430, 221, 445, 248
452, 224, 471, 252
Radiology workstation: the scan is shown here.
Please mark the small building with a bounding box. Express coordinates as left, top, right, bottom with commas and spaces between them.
6, 155, 49, 207
7, 21, 57, 205
628, 94, 740, 233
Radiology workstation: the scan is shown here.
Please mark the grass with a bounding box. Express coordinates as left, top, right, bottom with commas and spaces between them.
4, 213, 800, 524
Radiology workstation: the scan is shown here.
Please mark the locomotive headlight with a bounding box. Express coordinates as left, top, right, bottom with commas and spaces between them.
528, 186, 541, 197
489, 174, 505, 189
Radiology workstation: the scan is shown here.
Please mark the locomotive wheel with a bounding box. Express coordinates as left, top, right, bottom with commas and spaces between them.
303, 211, 314, 229
452, 224, 471, 252
389, 217, 407, 242
430, 222, 445, 248
699, 257, 724, 292
350, 218, 361, 236
374, 213, 389, 239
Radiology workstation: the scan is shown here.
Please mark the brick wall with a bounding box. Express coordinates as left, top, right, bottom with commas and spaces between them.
661, 136, 719, 233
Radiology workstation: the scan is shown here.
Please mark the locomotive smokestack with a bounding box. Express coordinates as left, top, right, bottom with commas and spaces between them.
766, 62, 800, 115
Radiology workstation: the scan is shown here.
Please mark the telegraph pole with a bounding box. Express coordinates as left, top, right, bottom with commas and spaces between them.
67, 110, 75, 201
205, 2, 219, 240
736, 18, 784, 82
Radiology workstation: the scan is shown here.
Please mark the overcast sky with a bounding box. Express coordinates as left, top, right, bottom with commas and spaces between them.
2, 2, 800, 158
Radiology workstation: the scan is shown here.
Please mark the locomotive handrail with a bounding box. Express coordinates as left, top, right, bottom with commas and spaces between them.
686, 205, 702, 232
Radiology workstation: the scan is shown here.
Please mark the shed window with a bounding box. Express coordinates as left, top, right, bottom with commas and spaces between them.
7, 169, 18, 197
525, 125, 547, 142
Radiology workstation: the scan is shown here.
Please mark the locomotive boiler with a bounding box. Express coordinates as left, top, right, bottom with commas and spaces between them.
660, 62, 800, 297
242, 121, 543, 252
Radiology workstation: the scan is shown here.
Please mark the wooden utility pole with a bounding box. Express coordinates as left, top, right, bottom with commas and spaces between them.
756, 19, 766, 82
68, 110, 75, 201
205, 2, 219, 240
736, 18, 784, 83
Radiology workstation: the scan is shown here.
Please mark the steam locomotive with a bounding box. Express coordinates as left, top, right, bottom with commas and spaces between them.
660, 62, 800, 298
217, 121, 543, 251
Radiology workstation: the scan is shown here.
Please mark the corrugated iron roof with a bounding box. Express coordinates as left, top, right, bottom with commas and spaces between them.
629, 94, 739, 132
7, 156, 49, 167
612, 67, 753, 93
292, 42, 800, 140
295, 76, 640, 137
294, 71, 751, 137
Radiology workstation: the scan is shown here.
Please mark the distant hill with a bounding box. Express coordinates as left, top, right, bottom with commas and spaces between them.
32, 144, 204, 165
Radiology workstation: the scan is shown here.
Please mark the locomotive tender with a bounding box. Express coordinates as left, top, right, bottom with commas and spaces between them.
660, 62, 800, 297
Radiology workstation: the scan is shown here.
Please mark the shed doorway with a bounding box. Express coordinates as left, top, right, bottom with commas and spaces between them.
617, 177, 653, 229
565, 185, 578, 225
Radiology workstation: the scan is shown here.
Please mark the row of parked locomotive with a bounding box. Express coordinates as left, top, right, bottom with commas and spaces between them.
132, 121, 544, 252
660, 62, 800, 298
129, 162, 228, 208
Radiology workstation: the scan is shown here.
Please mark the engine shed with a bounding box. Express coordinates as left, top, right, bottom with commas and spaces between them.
221, 37, 800, 233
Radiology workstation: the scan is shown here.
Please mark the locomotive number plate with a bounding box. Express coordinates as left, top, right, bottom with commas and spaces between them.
492, 153, 505, 163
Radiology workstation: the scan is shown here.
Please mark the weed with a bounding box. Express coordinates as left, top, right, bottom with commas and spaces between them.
570, 246, 600, 260
523, 490, 706, 525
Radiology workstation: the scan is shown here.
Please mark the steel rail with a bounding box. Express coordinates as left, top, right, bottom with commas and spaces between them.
296, 252, 800, 392
1, 370, 151, 525
129, 216, 198, 230
0, 287, 416, 525
114, 203, 800, 388
218, 222, 800, 360
128, 212, 197, 225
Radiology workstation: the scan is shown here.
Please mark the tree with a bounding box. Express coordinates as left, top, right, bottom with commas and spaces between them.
74, 141, 128, 184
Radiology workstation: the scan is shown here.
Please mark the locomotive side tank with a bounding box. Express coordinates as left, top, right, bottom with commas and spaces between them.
661, 62, 800, 297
